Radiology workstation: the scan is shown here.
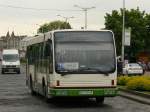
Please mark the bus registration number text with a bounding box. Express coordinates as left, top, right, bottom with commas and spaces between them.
79, 90, 93, 95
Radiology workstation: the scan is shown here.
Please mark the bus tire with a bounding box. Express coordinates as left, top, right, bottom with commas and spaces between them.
42, 79, 50, 103
96, 97, 104, 105
30, 76, 36, 95
43, 84, 46, 97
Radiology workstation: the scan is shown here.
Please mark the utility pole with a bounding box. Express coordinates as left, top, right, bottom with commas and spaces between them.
57, 15, 74, 23
122, 0, 125, 66
74, 5, 95, 29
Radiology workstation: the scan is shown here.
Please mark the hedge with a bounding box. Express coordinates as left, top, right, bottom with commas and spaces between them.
117, 76, 150, 91
117, 76, 131, 86
126, 77, 150, 91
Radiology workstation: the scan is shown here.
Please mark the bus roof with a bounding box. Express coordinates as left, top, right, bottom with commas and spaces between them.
26, 29, 113, 46
50, 29, 113, 33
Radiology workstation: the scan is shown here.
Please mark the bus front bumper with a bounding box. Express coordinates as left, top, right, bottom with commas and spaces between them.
49, 88, 118, 97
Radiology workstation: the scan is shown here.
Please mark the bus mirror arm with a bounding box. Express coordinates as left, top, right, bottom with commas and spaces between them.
60, 73, 69, 76
104, 74, 109, 76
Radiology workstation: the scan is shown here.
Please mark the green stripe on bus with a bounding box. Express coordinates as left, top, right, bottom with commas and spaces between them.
49, 88, 118, 97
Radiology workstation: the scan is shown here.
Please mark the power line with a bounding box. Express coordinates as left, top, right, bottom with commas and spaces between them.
0, 4, 81, 12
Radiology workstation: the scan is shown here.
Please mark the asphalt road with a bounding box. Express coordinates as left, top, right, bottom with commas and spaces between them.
0, 64, 150, 112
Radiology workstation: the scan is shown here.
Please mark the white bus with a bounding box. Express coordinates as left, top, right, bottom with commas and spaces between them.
26, 30, 117, 104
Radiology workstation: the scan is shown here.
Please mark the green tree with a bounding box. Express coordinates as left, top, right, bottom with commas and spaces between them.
105, 8, 149, 60
105, 10, 122, 55
145, 14, 150, 50
38, 20, 71, 33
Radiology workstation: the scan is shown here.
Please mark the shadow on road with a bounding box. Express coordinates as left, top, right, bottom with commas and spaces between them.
34, 95, 113, 109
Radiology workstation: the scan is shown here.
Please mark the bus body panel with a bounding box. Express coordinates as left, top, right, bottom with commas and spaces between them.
26, 30, 117, 98
50, 72, 117, 87
46, 72, 117, 97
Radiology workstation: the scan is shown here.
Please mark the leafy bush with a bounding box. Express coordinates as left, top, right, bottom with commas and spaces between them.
126, 77, 150, 91
117, 76, 131, 86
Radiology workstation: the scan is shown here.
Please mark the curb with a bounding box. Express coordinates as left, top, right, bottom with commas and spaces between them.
119, 91, 150, 105
118, 88, 150, 105
119, 88, 150, 99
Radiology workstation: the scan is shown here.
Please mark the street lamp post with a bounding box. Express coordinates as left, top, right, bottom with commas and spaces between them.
122, 0, 125, 66
57, 15, 74, 29
84, 9, 87, 29
57, 15, 74, 23
74, 5, 95, 29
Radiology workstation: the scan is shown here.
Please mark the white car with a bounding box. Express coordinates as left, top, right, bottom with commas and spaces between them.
123, 63, 144, 75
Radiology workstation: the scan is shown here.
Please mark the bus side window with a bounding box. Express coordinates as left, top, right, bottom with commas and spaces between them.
34, 44, 39, 71
28, 46, 33, 65
32, 45, 36, 64
26, 47, 29, 59
39, 43, 43, 73
45, 40, 53, 73
26, 47, 29, 63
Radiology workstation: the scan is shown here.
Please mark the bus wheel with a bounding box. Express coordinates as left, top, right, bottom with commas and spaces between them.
43, 84, 46, 97
96, 97, 104, 105
43, 83, 50, 103
30, 77, 36, 95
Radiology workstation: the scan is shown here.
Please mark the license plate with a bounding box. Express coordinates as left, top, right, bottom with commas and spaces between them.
9, 69, 14, 72
79, 90, 93, 95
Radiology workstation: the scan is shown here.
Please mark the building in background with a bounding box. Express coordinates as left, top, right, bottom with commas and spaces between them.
0, 31, 27, 50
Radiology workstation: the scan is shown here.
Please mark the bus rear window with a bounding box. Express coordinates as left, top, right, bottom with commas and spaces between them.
54, 31, 116, 74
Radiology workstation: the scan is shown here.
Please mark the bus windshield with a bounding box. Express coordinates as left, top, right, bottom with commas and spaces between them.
3, 54, 19, 62
54, 31, 116, 74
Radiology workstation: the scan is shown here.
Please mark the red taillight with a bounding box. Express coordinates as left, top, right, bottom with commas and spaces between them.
56, 80, 60, 86
111, 80, 114, 85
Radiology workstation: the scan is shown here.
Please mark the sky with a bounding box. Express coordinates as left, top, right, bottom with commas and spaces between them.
0, 0, 150, 36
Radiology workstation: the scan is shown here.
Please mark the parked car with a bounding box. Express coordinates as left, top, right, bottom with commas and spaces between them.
123, 63, 144, 75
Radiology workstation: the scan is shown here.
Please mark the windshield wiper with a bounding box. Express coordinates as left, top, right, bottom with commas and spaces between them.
57, 67, 111, 76
57, 70, 77, 76
80, 67, 110, 75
